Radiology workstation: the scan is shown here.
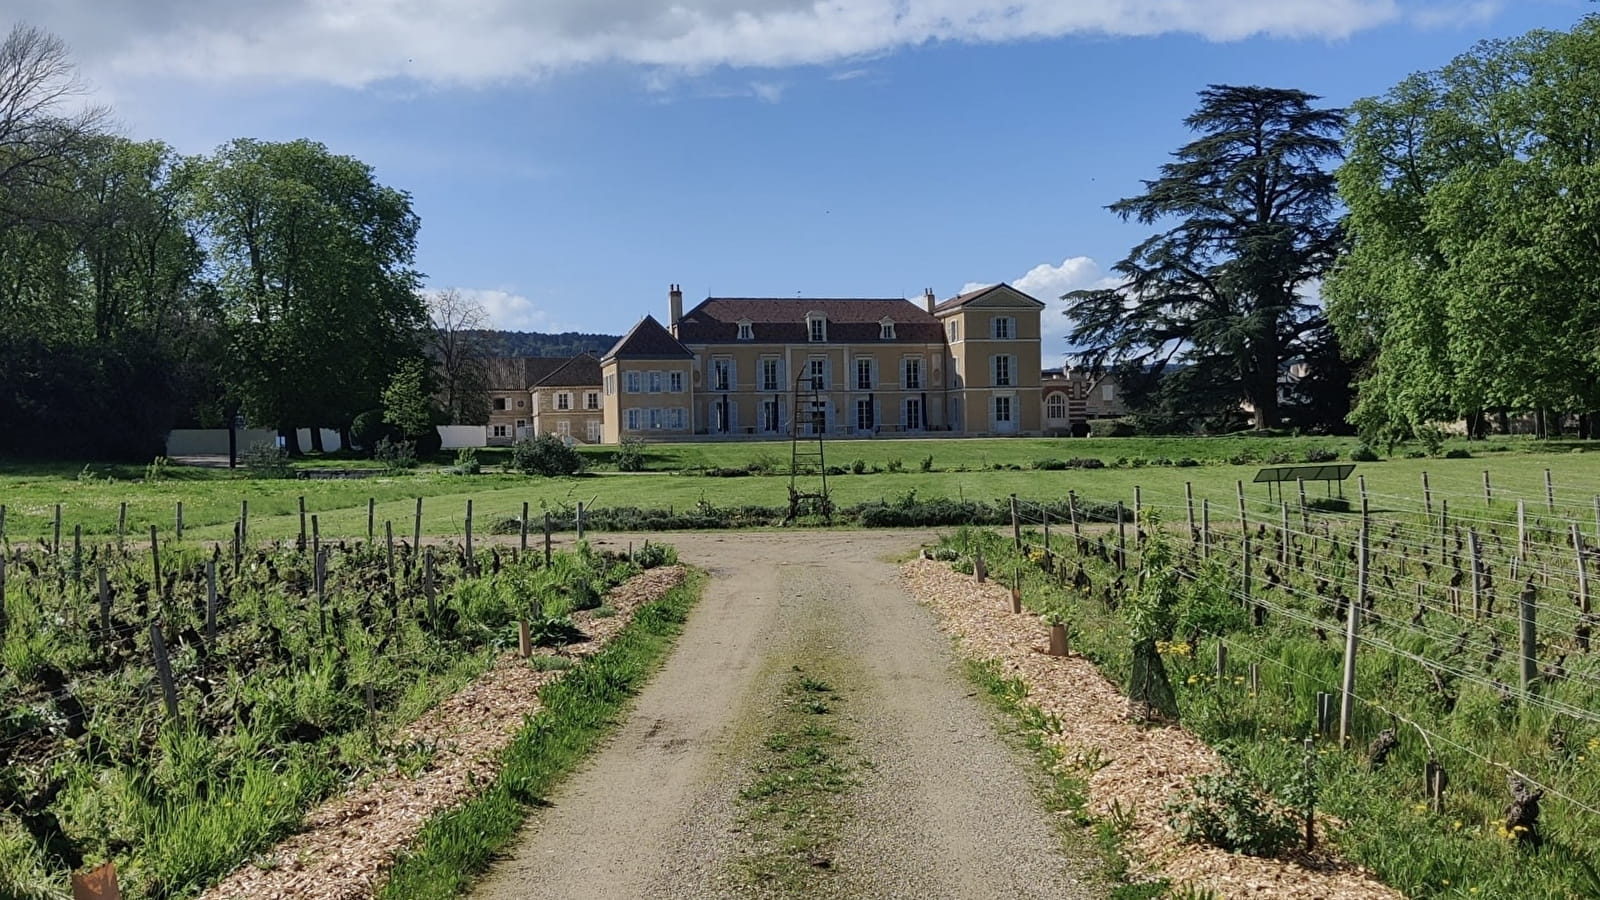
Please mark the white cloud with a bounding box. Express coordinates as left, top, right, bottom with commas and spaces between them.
9, 0, 1475, 90
449, 287, 570, 333
963, 255, 1122, 357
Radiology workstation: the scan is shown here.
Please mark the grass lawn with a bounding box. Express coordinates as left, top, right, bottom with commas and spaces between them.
4, 435, 1599, 543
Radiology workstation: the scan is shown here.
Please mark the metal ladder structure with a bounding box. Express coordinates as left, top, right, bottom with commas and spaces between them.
786, 372, 832, 524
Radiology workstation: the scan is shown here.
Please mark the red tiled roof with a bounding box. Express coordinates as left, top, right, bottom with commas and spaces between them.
533, 352, 602, 387
602, 315, 694, 361
676, 298, 943, 343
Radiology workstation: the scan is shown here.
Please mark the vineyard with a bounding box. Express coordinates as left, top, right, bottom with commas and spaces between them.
0, 507, 679, 900
937, 468, 1600, 897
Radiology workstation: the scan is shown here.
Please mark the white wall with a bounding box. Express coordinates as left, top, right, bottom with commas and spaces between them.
437, 425, 488, 449
294, 428, 343, 452
165, 428, 343, 455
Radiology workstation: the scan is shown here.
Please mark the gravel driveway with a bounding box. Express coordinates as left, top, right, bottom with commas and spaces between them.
470, 529, 1101, 900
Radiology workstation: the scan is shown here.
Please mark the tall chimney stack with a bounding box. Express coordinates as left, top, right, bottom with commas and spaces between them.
923, 287, 936, 315
669, 284, 683, 335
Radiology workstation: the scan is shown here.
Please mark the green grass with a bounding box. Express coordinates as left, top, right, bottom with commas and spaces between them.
5, 435, 1599, 544
376, 572, 704, 899
735, 668, 860, 892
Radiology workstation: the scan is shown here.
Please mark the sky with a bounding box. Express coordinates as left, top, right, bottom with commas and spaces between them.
15, 0, 1594, 359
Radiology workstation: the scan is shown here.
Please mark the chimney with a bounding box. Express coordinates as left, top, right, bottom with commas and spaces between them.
669, 284, 683, 336
923, 287, 936, 315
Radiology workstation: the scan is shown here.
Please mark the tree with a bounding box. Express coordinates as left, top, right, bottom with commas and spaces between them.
197, 138, 426, 454
1065, 85, 1348, 431
0, 23, 108, 232
382, 357, 434, 437
427, 288, 492, 425
1328, 18, 1600, 440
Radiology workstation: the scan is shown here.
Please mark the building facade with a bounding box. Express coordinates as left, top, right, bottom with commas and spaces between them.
485, 353, 604, 445
1041, 362, 1129, 436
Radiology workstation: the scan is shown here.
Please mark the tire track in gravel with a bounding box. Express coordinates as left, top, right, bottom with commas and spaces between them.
469, 530, 1101, 900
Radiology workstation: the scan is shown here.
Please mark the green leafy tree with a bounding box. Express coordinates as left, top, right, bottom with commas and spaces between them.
196, 138, 426, 454
1066, 85, 1347, 431
1328, 18, 1600, 440
382, 357, 435, 439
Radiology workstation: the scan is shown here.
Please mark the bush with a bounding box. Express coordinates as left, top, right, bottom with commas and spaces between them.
748, 452, 782, 475
1175, 457, 1200, 468
1303, 446, 1339, 463
374, 437, 419, 470
1306, 496, 1351, 513
1349, 445, 1380, 462
450, 447, 481, 475
633, 541, 677, 569
1034, 458, 1068, 471
1226, 451, 1259, 466
614, 437, 646, 472
1265, 450, 1295, 465
1166, 768, 1299, 857
1443, 447, 1472, 459
243, 441, 293, 478
886, 457, 904, 473
850, 459, 867, 474
1088, 417, 1137, 437
919, 454, 934, 472
350, 409, 397, 451
1067, 457, 1106, 470
489, 515, 522, 536
511, 433, 583, 476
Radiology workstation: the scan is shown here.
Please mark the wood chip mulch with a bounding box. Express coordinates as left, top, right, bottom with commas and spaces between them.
201, 565, 687, 900
900, 559, 1402, 900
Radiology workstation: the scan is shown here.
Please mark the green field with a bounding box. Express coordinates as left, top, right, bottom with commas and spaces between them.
3, 436, 1599, 544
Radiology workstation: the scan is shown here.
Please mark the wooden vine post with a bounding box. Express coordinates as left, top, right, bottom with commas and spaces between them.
521, 501, 531, 553
205, 559, 218, 643
1519, 579, 1538, 695
543, 513, 553, 565
148, 525, 161, 599
1185, 482, 1196, 543
1134, 485, 1143, 550
1422, 471, 1433, 521
53, 504, 62, 553
465, 499, 475, 574
298, 495, 308, 551
176, 501, 184, 541
314, 546, 329, 638
367, 498, 376, 543
1517, 499, 1529, 562
150, 623, 179, 721
1469, 528, 1484, 618
1339, 524, 1367, 749
1545, 468, 1556, 513
1297, 477, 1310, 533
413, 497, 424, 552
1116, 501, 1128, 571
1201, 498, 1211, 560
1068, 490, 1081, 538
1483, 470, 1493, 507
1009, 494, 1021, 549
1573, 524, 1591, 615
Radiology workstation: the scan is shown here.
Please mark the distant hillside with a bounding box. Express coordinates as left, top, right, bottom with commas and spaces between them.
471, 330, 620, 358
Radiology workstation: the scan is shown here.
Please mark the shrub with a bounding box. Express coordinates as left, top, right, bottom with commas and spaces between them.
1306, 496, 1351, 513
450, 447, 481, 475
919, 454, 934, 472
1443, 448, 1471, 459
825, 465, 847, 476
1303, 446, 1339, 463
886, 457, 905, 473
350, 409, 397, 450
489, 515, 522, 536
511, 433, 583, 476
1088, 417, 1137, 437
614, 437, 646, 472
633, 541, 677, 569
1349, 445, 1380, 462
243, 441, 293, 478
1404, 449, 1426, 459
412, 426, 443, 458
1067, 457, 1106, 470
145, 455, 172, 482
748, 452, 782, 475
1265, 450, 1295, 465
1175, 457, 1200, 468
850, 459, 867, 474
1034, 458, 1068, 471
374, 437, 419, 470
1167, 768, 1298, 857
1414, 425, 1446, 456
1226, 452, 1259, 466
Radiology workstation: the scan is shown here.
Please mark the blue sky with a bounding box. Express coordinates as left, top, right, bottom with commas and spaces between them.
20, 0, 1592, 357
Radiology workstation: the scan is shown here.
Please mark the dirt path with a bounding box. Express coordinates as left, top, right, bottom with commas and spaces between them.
470, 530, 1100, 900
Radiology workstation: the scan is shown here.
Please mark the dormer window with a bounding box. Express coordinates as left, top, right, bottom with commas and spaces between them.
880, 318, 895, 340
738, 320, 754, 340
807, 313, 826, 342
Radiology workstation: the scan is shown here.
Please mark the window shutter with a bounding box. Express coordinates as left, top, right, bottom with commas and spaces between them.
823, 358, 832, 390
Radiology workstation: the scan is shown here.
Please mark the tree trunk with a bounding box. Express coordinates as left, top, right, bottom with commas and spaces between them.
339, 423, 353, 450
1496, 409, 1511, 435
280, 426, 302, 457
309, 427, 325, 454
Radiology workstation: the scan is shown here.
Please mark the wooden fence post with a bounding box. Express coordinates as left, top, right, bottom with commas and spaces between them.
150, 624, 179, 721
1483, 471, 1492, 508
298, 496, 308, 551
1469, 528, 1484, 618
1517, 499, 1529, 561
1339, 525, 1366, 749
1201, 499, 1211, 560
1134, 485, 1144, 549
414, 497, 423, 552
1518, 579, 1538, 695
1545, 468, 1556, 514
1422, 471, 1433, 520
521, 502, 530, 553
1571, 523, 1590, 615
176, 502, 184, 542
1068, 491, 1080, 537
314, 547, 328, 638
1185, 482, 1196, 543
465, 499, 475, 574
1116, 501, 1128, 571
1010, 494, 1021, 549
117, 502, 127, 547
53, 504, 62, 553
205, 559, 218, 643
148, 525, 161, 597
240, 500, 249, 548
368, 498, 376, 543
1358, 475, 1370, 531
544, 513, 553, 565
576, 502, 586, 541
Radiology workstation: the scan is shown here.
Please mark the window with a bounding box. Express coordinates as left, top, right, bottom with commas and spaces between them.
992, 316, 1014, 339
493, 397, 507, 411
993, 355, 1013, 387
712, 359, 732, 391
904, 398, 923, 431
880, 320, 895, 340
669, 371, 684, 393
855, 358, 873, 390
667, 408, 685, 429
808, 315, 826, 342
738, 321, 753, 340
515, 418, 527, 429
809, 358, 826, 390
587, 421, 602, 443
856, 399, 874, 432
761, 399, 780, 433
516, 399, 526, 408
558, 420, 570, 437
492, 424, 508, 437
557, 392, 571, 410
994, 396, 1013, 422
585, 392, 600, 410
625, 371, 641, 393
648, 408, 662, 429
761, 358, 781, 391
648, 371, 662, 393
1102, 384, 1115, 402
626, 408, 641, 430
605, 373, 616, 395
1047, 394, 1067, 419
903, 358, 922, 390
947, 319, 960, 342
